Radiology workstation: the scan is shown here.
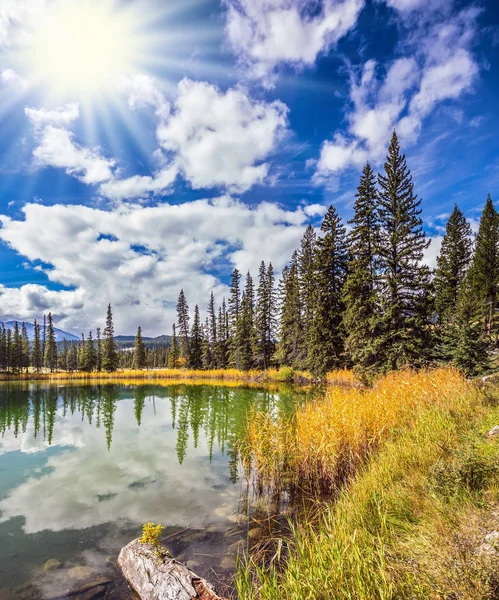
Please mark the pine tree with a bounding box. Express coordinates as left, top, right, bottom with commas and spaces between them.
0, 324, 6, 371
235, 272, 256, 370
277, 252, 304, 368
189, 305, 203, 369
83, 331, 96, 372
42, 314, 46, 360
96, 327, 102, 371
176, 289, 190, 361
134, 326, 146, 369
68, 341, 78, 372
32, 320, 42, 373
215, 300, 229, 368
228, 269, 242, 366
168, 323, 180, 368
470, 194, 499, 342
208, 291, 217, 348
254, 262, 277, 369
12, 322, 21, 373
201, 320, 212, 369
443, 268, 489, 375
77, 334, 85, 370
60, 339, 69, 371
343, 162, 381, 377
44, 313, 58, 372
298, 225, 317, 367
308, 205, 349, 375
102, 304, 118, 372
21, 322, 30, 372
434, 204, 473, 322
375, 131, 432, 371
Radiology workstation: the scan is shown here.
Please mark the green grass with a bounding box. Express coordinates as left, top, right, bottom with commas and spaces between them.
235, 378, 499, 600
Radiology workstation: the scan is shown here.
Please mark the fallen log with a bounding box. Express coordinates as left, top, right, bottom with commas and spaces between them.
117, 538, 227, 600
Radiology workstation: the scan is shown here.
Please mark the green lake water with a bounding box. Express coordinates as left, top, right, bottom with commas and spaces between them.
0, 382, 301, 599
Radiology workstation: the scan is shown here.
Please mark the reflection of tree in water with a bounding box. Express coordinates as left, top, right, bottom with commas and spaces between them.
0, 383, 303, 480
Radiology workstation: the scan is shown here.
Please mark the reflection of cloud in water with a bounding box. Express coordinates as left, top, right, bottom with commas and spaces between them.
0, 398, 239, 534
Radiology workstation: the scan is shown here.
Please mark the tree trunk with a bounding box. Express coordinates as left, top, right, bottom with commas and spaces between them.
118, 539, 227, 600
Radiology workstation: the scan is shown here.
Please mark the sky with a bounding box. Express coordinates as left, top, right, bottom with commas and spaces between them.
0, 0, 498, 336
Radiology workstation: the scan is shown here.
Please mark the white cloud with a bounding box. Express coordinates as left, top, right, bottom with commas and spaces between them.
21, 78, 288, 198
24, 103, 116, 184
316, 8, 480, 178
224, 0, 364, 84
383, 0, 449, 12
0, 0, 50, 48
117, 73, 170, 121
0, 198, 317, 334
99, 165, 178, 201
25, 103, 79, 130
33, 126, 117, 184
156, 79, 288, 192
0, 68, 28, 90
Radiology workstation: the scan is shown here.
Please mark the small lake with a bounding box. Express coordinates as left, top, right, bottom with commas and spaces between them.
0, 382, 301, 600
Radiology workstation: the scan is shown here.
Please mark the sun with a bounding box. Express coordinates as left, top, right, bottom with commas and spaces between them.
15, 0, 145, 101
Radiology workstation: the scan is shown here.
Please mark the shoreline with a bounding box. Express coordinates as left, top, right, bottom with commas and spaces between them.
0, 367, 357, 387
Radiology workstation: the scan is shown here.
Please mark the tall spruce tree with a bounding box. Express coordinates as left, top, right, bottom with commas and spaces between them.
208, 291, 217, 348
44, 312, 58, 372
96, 327, 102, 371
189, 305, 203, 369
12, 322, 21, 373
343, 162, 381, 377
83, 331, 96, 372
134, 326, 146, 369
235, 272, 256, 370
68, 341, 78, 372
470, 194, 499, 342
21, 322, 30, 372
176, 289, 190, 362
375, 131, 432, 371
215, 300, 229, 368
298, 225, 317, 367
60, 339, 68, 371
169, 323, 180, 368
434, 204, 473, 322
32, 319, 42, 373
102, 304, 118, 372
255, 262, 277, 369
228, 269, 242, 366
277, 251, 304, 368
443, 268, 489, 375
308, 205, 348, 375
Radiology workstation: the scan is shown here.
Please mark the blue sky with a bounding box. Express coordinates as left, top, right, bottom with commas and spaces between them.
0, 0, 498, 335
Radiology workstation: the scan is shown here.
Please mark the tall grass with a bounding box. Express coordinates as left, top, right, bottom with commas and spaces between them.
236, 370, 499, 600
244, 368, 467, 495
0, 367, 319, 385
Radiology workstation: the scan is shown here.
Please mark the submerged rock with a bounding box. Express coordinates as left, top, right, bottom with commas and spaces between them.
247, 527, 263, 541
68, 566, 97, 580
43, 559, 62, 572
219, 556, 236, 570
118, 538, 227, 600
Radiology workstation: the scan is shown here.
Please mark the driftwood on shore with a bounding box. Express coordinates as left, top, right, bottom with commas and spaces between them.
117, 538, 227, 600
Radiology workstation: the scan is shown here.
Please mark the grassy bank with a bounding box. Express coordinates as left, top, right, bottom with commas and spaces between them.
0, 366, 357, 386
237, 369, 499, 599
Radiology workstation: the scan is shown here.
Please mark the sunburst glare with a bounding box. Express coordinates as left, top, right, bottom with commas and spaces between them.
13, 0, 146, 102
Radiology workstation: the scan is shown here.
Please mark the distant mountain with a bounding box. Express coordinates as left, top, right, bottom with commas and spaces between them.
115, 334, 171, 348
1, 320, 80, 342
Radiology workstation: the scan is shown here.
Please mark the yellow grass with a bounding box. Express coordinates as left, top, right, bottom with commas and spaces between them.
244, 368, 467, 494
0, 366, 331, 386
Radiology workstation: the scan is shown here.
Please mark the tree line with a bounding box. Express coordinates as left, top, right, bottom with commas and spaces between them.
0, 131, 496, 379
171, 131, 496, 379
0, 304, 120, 373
